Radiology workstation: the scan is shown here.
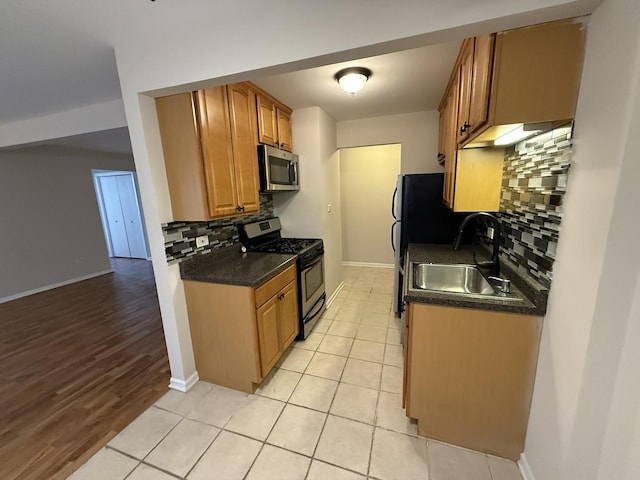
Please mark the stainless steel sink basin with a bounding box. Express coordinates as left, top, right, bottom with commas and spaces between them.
410, 263, 496, 295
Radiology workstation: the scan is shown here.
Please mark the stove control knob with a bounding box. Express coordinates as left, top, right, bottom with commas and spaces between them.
240, 246, 247, 253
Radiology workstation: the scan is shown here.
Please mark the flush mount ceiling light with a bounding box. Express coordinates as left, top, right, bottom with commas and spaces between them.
334, 67, 372, 95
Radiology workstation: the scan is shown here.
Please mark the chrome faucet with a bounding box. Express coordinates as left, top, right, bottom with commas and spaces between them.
453, 212, 501, 276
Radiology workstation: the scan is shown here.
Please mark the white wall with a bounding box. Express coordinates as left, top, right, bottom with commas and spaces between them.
273, 107, 343, 301
339, 145, 400, 265
523, 0, 640, 478
337, 111, 441, 174
0, 146, 136, 302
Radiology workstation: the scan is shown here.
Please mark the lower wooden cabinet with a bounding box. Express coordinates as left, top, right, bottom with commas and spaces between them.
404, 302, 542, 460
183, 264, 298, 393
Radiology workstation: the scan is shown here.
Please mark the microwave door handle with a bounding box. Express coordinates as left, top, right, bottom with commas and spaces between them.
289, 161, 297, 184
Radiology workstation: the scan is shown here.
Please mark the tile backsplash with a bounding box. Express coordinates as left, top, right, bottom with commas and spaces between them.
162, 194, 274, 264
499, 124, 573, 287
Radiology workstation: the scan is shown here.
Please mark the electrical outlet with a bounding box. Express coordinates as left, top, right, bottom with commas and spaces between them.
196, 235, 209, 248
487, 227, 495, 240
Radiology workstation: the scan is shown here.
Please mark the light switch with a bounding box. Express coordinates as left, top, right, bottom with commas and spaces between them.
327, 204, 332, 213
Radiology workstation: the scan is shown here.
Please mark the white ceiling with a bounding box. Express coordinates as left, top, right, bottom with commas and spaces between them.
0, 0, 599, 154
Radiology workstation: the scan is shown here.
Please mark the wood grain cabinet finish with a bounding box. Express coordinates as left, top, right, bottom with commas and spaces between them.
438, 18, 585, 212
156, 83, 260, 221
183, 264, 298, 393
255, 89, 294, 152
404, 302, 542, 460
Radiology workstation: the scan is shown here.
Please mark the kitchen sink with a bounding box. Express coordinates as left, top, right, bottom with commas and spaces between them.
411, 263, 496, 295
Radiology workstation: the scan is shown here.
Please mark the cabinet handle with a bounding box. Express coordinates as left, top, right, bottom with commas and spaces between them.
236, 205, 245, 213
277, 293, 284, 301
459, 121, 471, 135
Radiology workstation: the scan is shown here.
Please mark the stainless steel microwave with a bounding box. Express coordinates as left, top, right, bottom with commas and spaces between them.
258, 144, 300, 192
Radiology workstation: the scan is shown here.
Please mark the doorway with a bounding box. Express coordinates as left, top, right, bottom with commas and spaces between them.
93, 170, 149, 259
340, 144, 401, 266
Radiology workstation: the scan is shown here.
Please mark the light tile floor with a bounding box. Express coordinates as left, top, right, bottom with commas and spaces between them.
69, 266, 523, 480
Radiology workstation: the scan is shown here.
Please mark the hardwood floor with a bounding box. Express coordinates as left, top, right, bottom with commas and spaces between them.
0, 258, 170, 480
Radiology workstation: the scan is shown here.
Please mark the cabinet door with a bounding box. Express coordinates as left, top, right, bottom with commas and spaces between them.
278, 282, 299, 350
195, 87, 238, 218
256, 296, 281, 377
456, 39, 474, 144
227, 83, 261, 215
467, 34, 495, 137
276, 107, 293, 152
442, 76, 459, 209
256, 95, 278, 147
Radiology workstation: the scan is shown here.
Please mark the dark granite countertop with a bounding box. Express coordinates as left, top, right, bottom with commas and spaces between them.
179, 246, 297, 287
404, 244, 549, 315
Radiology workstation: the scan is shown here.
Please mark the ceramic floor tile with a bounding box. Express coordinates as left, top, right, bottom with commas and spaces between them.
370, 428, 428, 480
267, 404, 327, 456
339, 299, 367, 312
369, 293, 393, 304
333, 308, 364, 323
331, 298, 345, 307
68, 448, 138, 480
428, 440, 492, 480
341, 358, 382, 390
277, 347, 315, 372
289, 374, 338, 412
386, 327, 402, 345
356, 324, 388, 343
349, 339, 385, 363
349, 282, 374, 293
245, 444, 310, 480
383, 344, 404, 367
380, 365, 403, 394
389, 314, 403, 330
488, 455, 523, 480
330, 383, 378, 424
108, 406, 182, 459
328, 321, 359, 338
317, 334, 353, 357
306, 460, 366, 480
375, 391, 417, 436
314, 415, 373, 474
127, 463, 177, 480
305, 351, 347, 381
187, 385, 249, 427
188, 431, 262, 480
365, 302, 391, 314
224, 395, 285, 441
320, 306, 339, 319
254, 368, 302, 402
347, 290, 370, 300
312, 317, 333, 334
292, 332, 324, 351
154, 381, 213, 416
360, 312, 391, 327
145, 418, 220, 477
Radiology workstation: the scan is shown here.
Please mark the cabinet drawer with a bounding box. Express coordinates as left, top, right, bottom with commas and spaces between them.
255, 264, 296, 307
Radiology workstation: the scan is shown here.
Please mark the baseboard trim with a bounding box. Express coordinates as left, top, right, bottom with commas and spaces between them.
169, 371, 200, 392
518, 453, 536, 480
327, 282, 345, 308
0, 269, 114, 304
342, 261, 394, 269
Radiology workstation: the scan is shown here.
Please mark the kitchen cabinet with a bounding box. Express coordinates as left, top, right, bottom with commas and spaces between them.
156, 83, 260, 221
183, 264, 298, 393
255, 89, 294, 152
438, 18, 585, 211
404, 302, 542, 460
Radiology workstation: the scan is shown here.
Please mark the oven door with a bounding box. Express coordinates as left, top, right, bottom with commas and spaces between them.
300, 256, 325, 319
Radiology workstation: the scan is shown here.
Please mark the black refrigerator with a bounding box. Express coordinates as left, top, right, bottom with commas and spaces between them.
392, 173, 467, 314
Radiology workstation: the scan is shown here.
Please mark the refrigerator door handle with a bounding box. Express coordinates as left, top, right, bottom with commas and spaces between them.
391, 220, 399, 253
391, 187, 398, 220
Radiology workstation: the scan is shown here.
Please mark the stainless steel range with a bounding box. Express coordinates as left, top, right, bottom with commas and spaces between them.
239, 218, 325, 339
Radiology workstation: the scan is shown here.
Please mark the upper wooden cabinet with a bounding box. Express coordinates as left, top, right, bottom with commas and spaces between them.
255, 90, 294, 152
438, 18, 586, 211
156, 83, 260, 221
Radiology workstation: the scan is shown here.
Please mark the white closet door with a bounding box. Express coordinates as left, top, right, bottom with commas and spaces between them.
115, 174, 147, 259
99, 175, 130, 258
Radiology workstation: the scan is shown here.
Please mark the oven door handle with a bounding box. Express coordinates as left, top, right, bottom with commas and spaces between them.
301, 255, 323, 270
305, 295, 326, 324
